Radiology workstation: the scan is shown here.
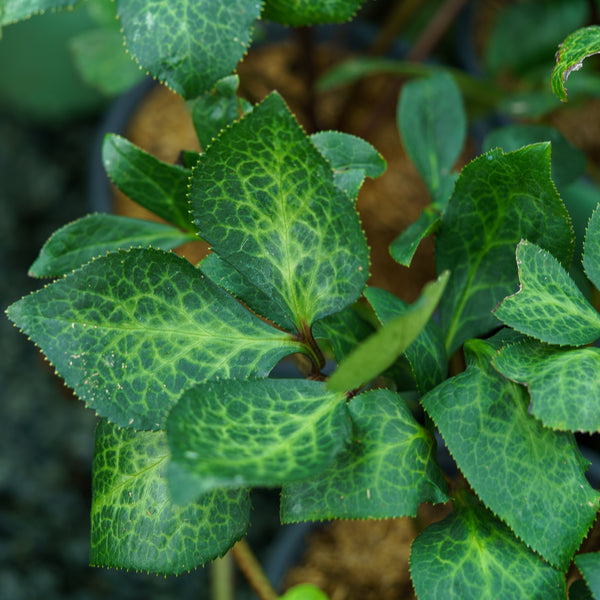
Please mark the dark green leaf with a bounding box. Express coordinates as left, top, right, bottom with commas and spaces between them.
191, 75, 252, 150
167, 379, 350, 495
262, 0, 366, 26
569, 579, 595, 600
575, 553, 600, 598
116, 0, 262, 99
390, 207, 441, 268
494, 339, 600, 432
552, 25, 600, 102
91, 419, 250, 573
364, 286, 447, 394
102, 134, 195, 231
29, 214, 197, 278
310, 131, 386, 201
495, 240, 600, 345
189, 92, 369, 330
6, 249, 303, 430
0, 0, 79, 25
410, 491, 567, 600
482, 124, 587, 190
437, 144, 574, 354
421, 337, 599, 569
397, 72, 466, 198
326, 271, 448, 393
583, 203, 600, 291
281, 389, 448, 522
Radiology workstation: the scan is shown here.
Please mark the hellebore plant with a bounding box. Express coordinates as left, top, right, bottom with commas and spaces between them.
7, 1, 600, 598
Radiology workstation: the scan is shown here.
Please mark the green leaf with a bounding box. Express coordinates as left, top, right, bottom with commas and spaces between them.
102, 134, 195, 231
69, 28, 146, 96
191, 75, 252, 150
552, 25, 600, 102
326, 271, 449, 393
397, 71, 466, 198
410, 491, 567, 600
6, 248, 302, 430
575, 553, 600, 598
0, 0, 79, 25
29, 214, 197, 278
570, 579, 595, 600
280, 584, 330, 600
495, 240, 600, 345
390, 207, 441, 269
91, 419, 250, 574
421, 337, 599, 569
583, 203, 600, 291
167, 379, 350, 495
280, 389, 448, 522
116, 0, 262, 99
494, 339, 600, 432
364, 286, 447, 395
482, 124, 587, 190
310, 131, 386, 201
437, 144, 574, 354
189, 92, 369, 330
262, 0, 366, 26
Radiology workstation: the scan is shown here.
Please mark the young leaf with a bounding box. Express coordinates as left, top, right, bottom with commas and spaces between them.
437, 144, 574, 354
410, 491, 567, 600
167, 379, 350, 495
495, 240, 600, 345
575, 553, 600, 598
552, 25, 600, 102
421, 337, 599, 569
583, 203, 600, 291
280, 389, 448, 522
191, 75, 252, 150
262, 0, 366, 26
189, 92, 370, 330
310, 131, 386, 201
364, 286, 447, 395
397, 71, 466, 199
116, 0, 263, 99
326, 271, 449, 393
29, 214, 197, 278
102, 134, 195, 231
6, 249, 303, 430
494, 339, 600, 432
91, 419, 250, 574
0, 0, 79, 25
280, 584, 330, 600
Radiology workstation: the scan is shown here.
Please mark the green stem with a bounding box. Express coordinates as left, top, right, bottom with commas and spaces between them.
231, 539, 279, 600
211, 552, 234, 600
297, 321, 326, 376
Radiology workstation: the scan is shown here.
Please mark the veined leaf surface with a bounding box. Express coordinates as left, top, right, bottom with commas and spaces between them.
262, 0, 366, 26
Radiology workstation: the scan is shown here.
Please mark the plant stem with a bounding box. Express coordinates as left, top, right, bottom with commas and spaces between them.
231, 539, 279, 600
211, 552, 234, 600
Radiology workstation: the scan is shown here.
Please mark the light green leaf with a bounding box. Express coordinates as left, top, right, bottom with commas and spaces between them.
494, 339, 600, 432
6, 249, 303, 430
116, 0, 262, 99
167, 379, 350, 495
575, 553, 600, 598
91, 419, 250, 574
410, 491, 567, 600
495, 240, 600, 345
364, 286, 447, 394
191, 75, 252, 150
281, 389, 448, 522
310, 130, 386, 201
102, 134, 195, 231
552, 25, 600, 102
69, 28, 145, 96
583, 203, 600, 291
437, 144, 574, 354
421, 337, 599, 569
398, 71, 466, 198
280, 584, 330, 600
0, 0, 79, 25
29, 213, 197, 278
262, 0, 366, 26
189, 92, 369, 331
326, 271, 449, 393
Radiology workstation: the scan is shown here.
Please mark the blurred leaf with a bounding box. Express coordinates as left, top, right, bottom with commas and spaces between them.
262, 0, 366, 26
